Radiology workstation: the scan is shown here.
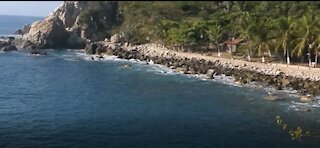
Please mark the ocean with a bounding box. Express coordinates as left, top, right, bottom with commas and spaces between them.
0, 15, 320, 148
0, 15, 43, 35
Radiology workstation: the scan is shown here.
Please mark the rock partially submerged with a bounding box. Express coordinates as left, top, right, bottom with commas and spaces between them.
0, 45, 17, 51
206, 69, 215, 79
121, 64, 132, 69
17, 16, 70, 49
29, 50, 47, 56
264, 94, 278, 101
85, 42, 105, 54
300, 95, 313, 103
0, 36, 17, 51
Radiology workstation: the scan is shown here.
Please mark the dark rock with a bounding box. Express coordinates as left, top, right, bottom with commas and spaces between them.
30, 50, 47, 55
280, 78, 291, 87
276, 85, 282, 90
0, 45, 17, 51
0, 37, 18, 51
66, 32, 86, 49
14, 24, 31, 35
85, 42, 103, 54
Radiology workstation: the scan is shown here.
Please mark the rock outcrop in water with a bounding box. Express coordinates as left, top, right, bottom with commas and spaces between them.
14, 24, 31, 35
14, 1, 120, 49
16, 16, 70, 49
0, 36, 17, 51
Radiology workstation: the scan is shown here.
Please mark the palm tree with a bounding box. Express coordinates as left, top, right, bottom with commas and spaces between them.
314, 43, 320, 68
307, 24, 320, 68
291, 16, 312, 60
207, 21, 223, 57
238, 11, 253, 61
291, 5, 319, 63
274, 16, 295, 65
269, 1, 297, 65
247, 19, 274, 63
229, 1, 248, 38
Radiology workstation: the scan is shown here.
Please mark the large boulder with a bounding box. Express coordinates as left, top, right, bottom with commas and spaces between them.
206, 69, 215, 79
19, 16, 70, 49
85, 42, 104, 54
15, 1, 121, 49
280, 78, 291, 87
110, 34, 120, 43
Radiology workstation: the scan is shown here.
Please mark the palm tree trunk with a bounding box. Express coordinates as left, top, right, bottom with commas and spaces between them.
258, 45, 265, 63
315, 54, 318, 68
308, 55, 311, 68
268, 50, 272, 57
308, 44, 312, 68
217, 41, 221, 57
315, 46, 318, 68
286, 48, 290, 66
247, 48, 251, 61
258, 45, 261, 57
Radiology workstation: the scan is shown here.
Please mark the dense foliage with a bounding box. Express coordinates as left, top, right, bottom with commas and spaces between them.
78, 1, 119, 41
112, 1, 320, 64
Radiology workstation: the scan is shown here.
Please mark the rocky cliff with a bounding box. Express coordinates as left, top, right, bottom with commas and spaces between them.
15, 1, 120, 49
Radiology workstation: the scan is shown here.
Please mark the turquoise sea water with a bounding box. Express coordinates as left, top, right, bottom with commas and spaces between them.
0, 15, 320, 148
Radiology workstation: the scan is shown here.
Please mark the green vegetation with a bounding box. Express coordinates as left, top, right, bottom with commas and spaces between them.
78, 1, 119, 41
112, 1, 320, 65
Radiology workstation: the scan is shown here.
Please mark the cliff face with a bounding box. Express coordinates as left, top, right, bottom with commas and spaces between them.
17, 1, 120, 49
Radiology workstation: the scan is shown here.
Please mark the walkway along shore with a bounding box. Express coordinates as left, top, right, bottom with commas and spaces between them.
89, 41, 320, 97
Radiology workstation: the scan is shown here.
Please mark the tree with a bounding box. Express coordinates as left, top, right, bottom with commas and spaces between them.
247, 16, 274, 63
237, 11, 253, 61
155, 20, 180, 45
207, 21, 223, 57
274, 16, 295, 65
290, 5, 319, 64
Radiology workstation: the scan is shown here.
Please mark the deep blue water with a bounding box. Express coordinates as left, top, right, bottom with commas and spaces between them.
0, 15, 320, 148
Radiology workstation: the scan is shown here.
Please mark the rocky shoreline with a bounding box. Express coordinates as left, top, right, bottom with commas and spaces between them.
1, 32, 320, 100
1, 1, 319, 101
84, 39, 320, 99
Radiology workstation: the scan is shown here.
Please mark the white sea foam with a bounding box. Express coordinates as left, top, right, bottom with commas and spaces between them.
291, 99, 320, 108
64, 51, 177, 75
64, 51, 320, 111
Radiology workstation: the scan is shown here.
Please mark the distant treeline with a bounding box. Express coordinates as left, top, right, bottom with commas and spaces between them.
90, 1, 320, 64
